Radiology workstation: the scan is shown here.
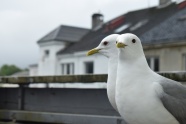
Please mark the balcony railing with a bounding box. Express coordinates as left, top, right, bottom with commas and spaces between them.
0, 72, 186, 124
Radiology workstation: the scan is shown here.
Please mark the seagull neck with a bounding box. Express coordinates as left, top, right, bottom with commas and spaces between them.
108, 56, 118, 74
118, 55, 151, 73
108, 54, 118, 62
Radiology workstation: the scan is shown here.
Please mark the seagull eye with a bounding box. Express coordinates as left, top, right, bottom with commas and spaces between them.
132, 39, 136, 43
116, 41, 118, 44
103, 41, 108, 46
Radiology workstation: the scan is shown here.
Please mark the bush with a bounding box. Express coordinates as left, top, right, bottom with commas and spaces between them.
0, 64, 22, 76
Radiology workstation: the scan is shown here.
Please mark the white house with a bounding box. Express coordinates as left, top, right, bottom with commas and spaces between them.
30, 13, 109, 76
29, 0, 186, 77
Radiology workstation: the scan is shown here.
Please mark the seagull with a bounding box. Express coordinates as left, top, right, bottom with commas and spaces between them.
87, 34, 119, 111
116, 33, 186, 124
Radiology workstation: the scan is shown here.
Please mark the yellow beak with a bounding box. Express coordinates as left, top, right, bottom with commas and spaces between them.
116, 42, 127, 48
86, 48, 100, 56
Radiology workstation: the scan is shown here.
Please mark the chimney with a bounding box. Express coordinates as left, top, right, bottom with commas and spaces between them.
158, 0, 172, 8
92, 13, 104, 30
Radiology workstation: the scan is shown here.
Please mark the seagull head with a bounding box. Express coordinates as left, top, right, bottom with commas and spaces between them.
87, 34, 119, 57
116, 33, 144, 59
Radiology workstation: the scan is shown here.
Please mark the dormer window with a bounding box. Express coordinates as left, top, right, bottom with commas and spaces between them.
178, 15, 186, 21
45, 50, 50, 57
130, 19, 148, 31
157, 0, 172, 9
114, 23, 131, 33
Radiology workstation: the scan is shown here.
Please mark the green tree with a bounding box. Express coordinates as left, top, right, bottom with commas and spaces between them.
0, 64, 22, 76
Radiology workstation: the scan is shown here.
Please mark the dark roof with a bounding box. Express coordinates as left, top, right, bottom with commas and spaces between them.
37, 25, 89, 43
29, 64, 38, 67
140, 5, 186, 44
57, 1, 186, 55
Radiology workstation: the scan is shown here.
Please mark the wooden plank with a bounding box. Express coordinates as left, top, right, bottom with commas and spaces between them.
0, 72, 186, 84
0, 122, 21, 124
0, 74, 107, 84
159, 72, 186, 82
0, 110, 125, 124
0, 122, 16, 124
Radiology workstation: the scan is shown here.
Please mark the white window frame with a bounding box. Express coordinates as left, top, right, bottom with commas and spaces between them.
146, 56, 159, 72
61, 63, 74, 75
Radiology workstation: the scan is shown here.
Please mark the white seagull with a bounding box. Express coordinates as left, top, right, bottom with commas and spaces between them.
87, 34, 119, 111
116, 33, 186, 124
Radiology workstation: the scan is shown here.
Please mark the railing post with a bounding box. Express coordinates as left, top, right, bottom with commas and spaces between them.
18, 84, 28, 110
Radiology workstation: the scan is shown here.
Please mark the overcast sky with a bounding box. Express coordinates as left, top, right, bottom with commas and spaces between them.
0, 0, 179, 68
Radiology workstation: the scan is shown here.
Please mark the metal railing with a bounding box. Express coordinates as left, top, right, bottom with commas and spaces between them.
0, 72, 186, 124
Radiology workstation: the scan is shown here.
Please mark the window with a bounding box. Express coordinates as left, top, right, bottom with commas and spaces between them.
42, 50, 50, 61
114, 23, 131, 33
182, 54, 186, 70
178, 15, 186, 21
130, 19, 148, 31
146, 57, 159, 72
44, 50, 50, 57
84, 62, 94, 74
61, 63, 74, 75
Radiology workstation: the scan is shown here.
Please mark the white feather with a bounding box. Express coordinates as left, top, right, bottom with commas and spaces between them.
93, 34, 119, 111
116, 33, 179, 124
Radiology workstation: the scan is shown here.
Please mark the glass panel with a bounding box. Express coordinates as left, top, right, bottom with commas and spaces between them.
146, 58, 151, 67
67, 64, 70, 74
71, 63, 74, 74
61, 63, 74, 75
154, 58, 159, 72
85, 62, 94, 74
184, 55, 186, 70
61, 64, 64, 75
45, 50, 49, 56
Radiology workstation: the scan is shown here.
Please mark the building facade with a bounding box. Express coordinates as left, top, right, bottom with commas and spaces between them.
29, 0, 186, 76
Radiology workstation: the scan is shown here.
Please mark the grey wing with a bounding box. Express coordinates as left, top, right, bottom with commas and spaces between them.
159, 78, 186, 124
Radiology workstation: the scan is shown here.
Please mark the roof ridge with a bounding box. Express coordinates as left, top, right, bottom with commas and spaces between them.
104, 7, 152, 25
60, 25, 89, 30
53, 26, 62, 40
37, 25, 89, 43
58, 2, 183, 55
105, 2, 177, 25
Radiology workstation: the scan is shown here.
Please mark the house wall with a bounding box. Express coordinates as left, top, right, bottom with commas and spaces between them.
144, 43, 186, 72
57, 51, 108, 75
38, 41, 66, 75
29, 66, 38, 76
36, 40, 186, 76
53, 44, 186, 76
